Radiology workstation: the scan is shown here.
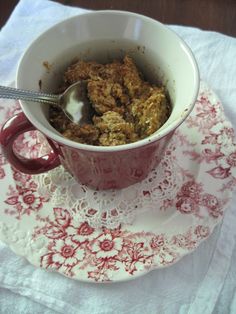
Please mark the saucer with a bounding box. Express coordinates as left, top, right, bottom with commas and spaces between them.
0, 81, 236, 283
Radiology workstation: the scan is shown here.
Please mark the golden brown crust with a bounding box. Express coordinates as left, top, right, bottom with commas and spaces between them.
64, 60, 103, 83
62, 124, 99, 145
129, 87, 170, 138
87, 80, 125, 115
121, 55, 143, 98
93, 111, 138, 146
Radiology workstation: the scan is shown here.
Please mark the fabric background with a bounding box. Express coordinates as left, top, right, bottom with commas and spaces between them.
0, 0, 236, 313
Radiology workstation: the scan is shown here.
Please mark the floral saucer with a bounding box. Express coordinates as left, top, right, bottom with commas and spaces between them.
0, 81, 236, 283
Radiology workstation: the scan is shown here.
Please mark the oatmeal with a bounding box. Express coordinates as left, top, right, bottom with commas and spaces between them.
49, 56, 171, 146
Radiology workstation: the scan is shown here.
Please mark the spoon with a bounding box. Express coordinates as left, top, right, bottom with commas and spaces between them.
0, 81, 92, 124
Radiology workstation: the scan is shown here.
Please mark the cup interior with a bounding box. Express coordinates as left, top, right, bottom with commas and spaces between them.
17, 11, 199, 151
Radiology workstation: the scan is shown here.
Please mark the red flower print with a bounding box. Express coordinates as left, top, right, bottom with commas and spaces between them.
51, 238, 84, 266
227, 152, 236, 167
216, 129, 235, 145
221, 126, 235, 141
176, 197, 198, 214
150, 235, 165, 250
196, 97, 217, 119
208, 207, 223, 218
200, 193, 222, 218
12, 169, 31, 185
172, 234, 196, 250
178, 181, 202, 200
4, 189, 42, 217
13, 171, 25, 182
67, 221, 95, 243
100, 239, 114, 251
19, 190, 42, 215
201, 193, 219, 210
194, 225, 210, 238
41, 237, 85, 270
90, 234, 123, 258
186, 96, 221, 132
22, 191, 36, 205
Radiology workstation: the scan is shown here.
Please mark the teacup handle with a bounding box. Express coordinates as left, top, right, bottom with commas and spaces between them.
0, 112, 61, 174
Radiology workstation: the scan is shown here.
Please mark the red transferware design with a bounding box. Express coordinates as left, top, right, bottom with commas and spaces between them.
0, 81, 235, 282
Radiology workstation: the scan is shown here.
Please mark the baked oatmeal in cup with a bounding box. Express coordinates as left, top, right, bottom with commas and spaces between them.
49, 56, 171, 146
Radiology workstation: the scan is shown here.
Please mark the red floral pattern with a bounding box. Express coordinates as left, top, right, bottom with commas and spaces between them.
35, 207, 211, 281
175, 180, 223, 219
183, 95, 236, 183
3, 167, 48, 219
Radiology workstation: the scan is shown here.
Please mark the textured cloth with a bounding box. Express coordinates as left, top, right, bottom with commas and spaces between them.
0, 0, 236, 313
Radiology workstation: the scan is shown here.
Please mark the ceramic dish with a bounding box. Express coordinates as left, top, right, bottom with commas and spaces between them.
0, 82, 235, 283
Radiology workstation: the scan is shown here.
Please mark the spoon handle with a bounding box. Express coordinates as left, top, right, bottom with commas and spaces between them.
0, 85, 59, 106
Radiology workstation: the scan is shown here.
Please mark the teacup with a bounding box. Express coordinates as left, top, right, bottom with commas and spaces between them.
0, 11, 199, 190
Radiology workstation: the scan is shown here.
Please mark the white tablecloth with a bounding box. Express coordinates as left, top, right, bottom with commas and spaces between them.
0, 1, 236, 313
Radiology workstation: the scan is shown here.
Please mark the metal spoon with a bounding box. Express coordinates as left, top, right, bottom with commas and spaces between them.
0, 81, 92, 124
